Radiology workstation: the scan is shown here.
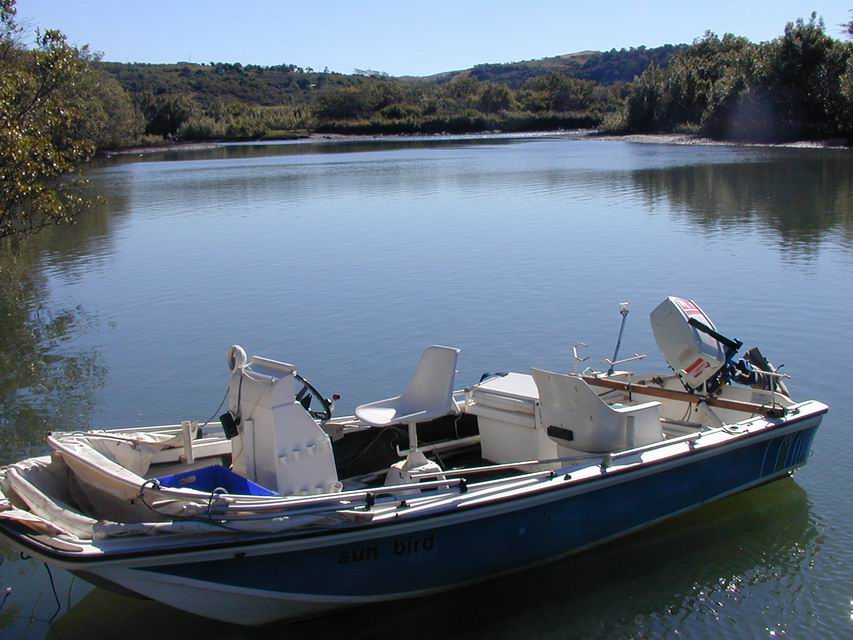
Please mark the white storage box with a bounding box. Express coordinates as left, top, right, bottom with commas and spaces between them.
465, 373, 559, 465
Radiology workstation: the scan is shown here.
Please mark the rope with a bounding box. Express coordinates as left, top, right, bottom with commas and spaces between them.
207, 487, 227, 518
44, 563, 61, 623
197, 387, 229, 429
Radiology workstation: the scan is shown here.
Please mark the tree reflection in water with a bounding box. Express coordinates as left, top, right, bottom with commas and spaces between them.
0, 175, 120, 466
630, 152, 853, 256
0, 190, 113, 635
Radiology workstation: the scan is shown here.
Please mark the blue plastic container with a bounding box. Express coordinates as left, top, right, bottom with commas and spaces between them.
156, 465, 277, 496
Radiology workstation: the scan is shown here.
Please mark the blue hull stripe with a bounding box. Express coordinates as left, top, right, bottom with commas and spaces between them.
146, 426, 818, 597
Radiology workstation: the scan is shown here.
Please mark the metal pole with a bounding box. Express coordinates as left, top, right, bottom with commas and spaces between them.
607, 302, 630, 375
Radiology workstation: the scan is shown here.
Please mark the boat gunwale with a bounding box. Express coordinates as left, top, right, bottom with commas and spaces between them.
0, 401, 827, 566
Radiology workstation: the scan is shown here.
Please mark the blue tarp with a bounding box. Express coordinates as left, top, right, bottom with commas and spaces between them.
156, 465, 277, 496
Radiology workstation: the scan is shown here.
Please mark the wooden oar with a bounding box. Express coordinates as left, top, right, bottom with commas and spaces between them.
579, 375, 785, 417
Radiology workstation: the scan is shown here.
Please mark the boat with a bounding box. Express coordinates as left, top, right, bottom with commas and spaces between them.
0, 296, 828, 626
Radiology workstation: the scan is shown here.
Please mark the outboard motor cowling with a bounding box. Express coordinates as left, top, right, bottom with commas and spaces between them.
650, 297, 727, 391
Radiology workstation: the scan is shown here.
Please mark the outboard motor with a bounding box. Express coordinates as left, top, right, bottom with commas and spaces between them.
651, 297, 732, 392
650, 296, 789, 396
742, 346, 791, 397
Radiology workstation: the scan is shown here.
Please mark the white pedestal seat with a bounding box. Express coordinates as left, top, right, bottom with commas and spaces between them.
355, 345, 460, 483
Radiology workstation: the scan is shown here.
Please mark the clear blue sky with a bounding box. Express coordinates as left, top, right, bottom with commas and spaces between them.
14, 0, 853, 76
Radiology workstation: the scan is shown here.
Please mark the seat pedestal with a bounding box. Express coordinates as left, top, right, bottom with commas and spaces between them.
384, 449, 444, 486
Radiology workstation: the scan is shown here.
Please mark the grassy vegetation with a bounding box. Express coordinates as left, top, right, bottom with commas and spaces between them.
306, 74, 618, 136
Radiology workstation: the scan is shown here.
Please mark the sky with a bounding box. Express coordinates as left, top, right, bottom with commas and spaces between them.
14, 1, 853, 76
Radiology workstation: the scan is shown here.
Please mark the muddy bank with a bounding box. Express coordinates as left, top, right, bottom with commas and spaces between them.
100, 141, 223, 157
102, 129, 851, 156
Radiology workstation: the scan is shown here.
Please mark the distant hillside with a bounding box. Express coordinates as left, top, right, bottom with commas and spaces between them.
99, 61, 359, 107
101, 44, 688, 108
430, 44, 689, 88
97, 25, 852, 146
96, 44, 688, 142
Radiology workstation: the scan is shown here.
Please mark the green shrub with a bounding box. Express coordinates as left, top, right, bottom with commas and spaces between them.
177, 116, 224, 140
601, 111, 628, 133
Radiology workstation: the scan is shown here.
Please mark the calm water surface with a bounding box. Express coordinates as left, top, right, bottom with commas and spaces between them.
1, 136, 851, 638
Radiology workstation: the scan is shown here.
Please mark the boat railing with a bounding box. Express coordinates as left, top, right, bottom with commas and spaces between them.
150, 476, 470, 517
599, 430, 708, 470
411, 418, 764, 482
410, 454, 602, 480
578, 414, 773, 470
762, 369, 792, 413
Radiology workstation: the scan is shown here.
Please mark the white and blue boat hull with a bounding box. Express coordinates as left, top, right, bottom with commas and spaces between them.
70, 413, 821, 625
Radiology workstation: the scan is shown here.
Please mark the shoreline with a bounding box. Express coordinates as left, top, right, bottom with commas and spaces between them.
102, 129, 852, 156
100, 131, 571, 156
586, 131, 852, 150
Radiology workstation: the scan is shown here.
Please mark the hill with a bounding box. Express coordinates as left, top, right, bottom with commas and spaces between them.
98, 61, 359, 108
428, 44, 688, 88
86, 43, 723, 142
100, 43, 687, 109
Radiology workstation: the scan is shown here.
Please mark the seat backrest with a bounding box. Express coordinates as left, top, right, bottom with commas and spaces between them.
400, 345, 460, 414
532, 367, 629, 453
532, 368, 662, 453
532, 367, 612, 428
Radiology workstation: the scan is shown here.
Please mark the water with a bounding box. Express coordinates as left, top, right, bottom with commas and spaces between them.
0, 136, 851, 638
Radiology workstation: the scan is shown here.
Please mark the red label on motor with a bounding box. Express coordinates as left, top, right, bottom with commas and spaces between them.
675, 297, 703, 318
685, 357, 710, 378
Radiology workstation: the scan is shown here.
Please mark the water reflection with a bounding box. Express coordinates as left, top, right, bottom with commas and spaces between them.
99, 135, 525, 167
630, 152, 853, 254
102, 139, 853, 260
35, 174, 133, 279
40, 479, 817, 640
0, 196, 112, 464
0, 174, 126, 465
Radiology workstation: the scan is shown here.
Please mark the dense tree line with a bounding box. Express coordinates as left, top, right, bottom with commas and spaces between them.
615, 14, 853, 141
99, 61, 353, 108
96, 46, 680, 140
306, 73, 620, 135
99, 60, 624, 140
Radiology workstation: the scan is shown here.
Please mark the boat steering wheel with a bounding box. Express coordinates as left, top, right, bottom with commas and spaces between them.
294, 373, 334, 422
